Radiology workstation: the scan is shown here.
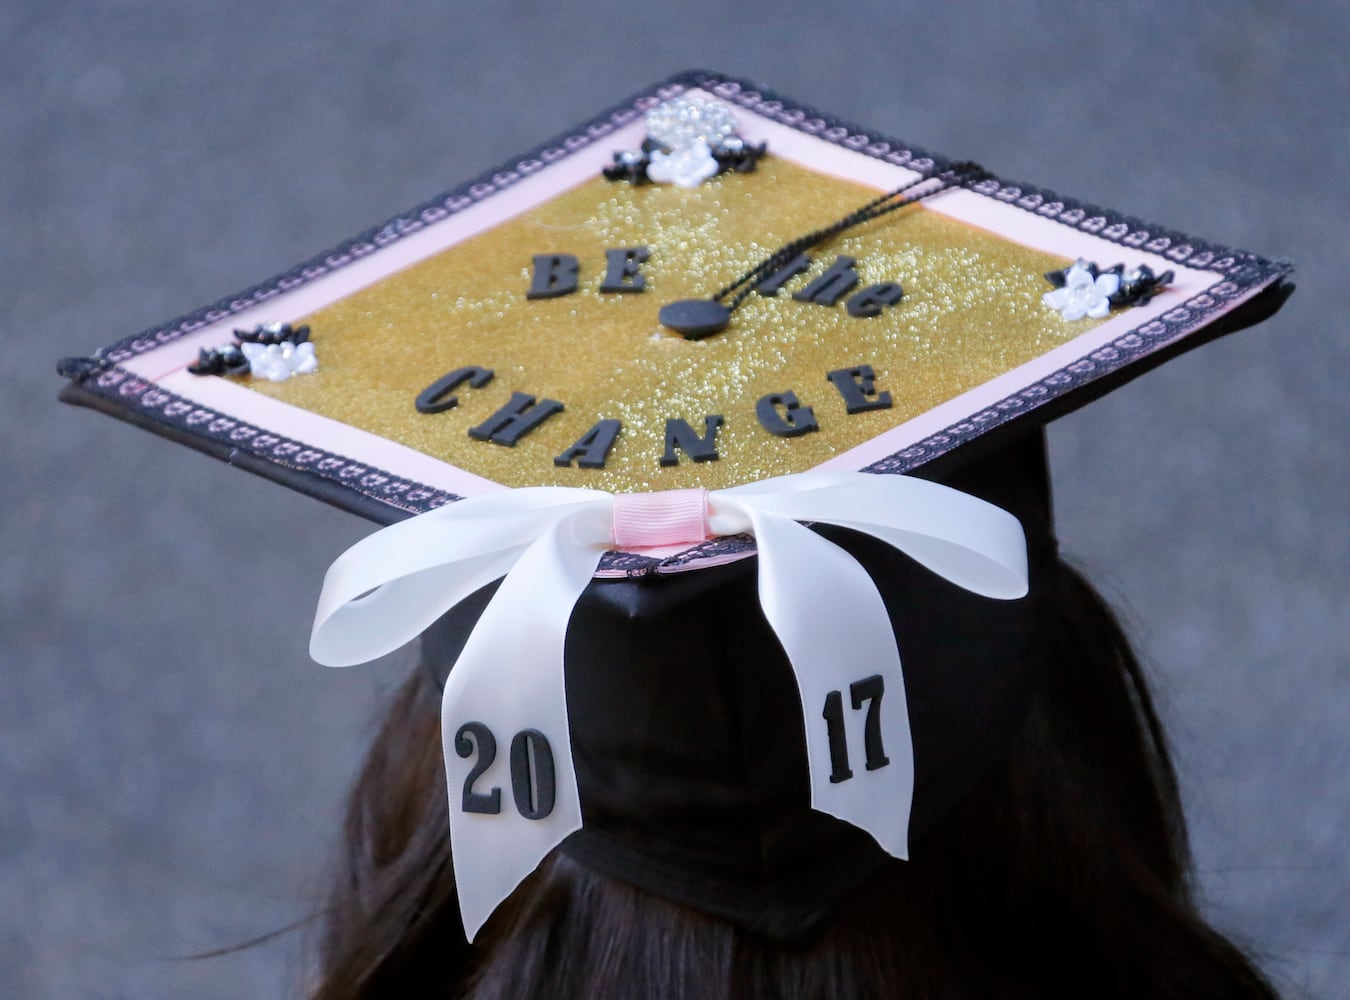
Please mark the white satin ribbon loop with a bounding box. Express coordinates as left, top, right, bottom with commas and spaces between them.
310, 488, 607, 666
711, 471, 1028, 600
308, 471, 1029, 941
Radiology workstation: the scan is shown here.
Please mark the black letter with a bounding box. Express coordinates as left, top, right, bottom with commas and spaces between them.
469, 391, 564, 446
826, 365, 892, 414
527, 253, 580, 299
793, 255, 859, 306
599, 246, 649, 293
756, 252, 812, 296
660, 415, 723, 466
554, 419, 622, 468
846, 281, 904, 318
415, 365, 494, 414
755, 391, 819, 438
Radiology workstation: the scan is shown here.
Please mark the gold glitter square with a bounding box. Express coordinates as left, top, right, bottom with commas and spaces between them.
249, 159, 1084, 492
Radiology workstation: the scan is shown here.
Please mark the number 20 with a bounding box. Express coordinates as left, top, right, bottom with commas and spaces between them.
821, 673, 891, 783
454, 722, 557, 820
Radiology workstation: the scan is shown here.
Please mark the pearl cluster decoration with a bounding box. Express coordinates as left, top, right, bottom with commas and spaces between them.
239, 339, 318, 382
603, 94, 766, 188
188, 321, 319, 382
643, 93, 740, 152
646, 141, 720, 188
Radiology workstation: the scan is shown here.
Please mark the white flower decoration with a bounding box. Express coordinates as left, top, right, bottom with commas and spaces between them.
240, 340, 318, 382
1043, 261, 1120, 321
646, 138, 720, 189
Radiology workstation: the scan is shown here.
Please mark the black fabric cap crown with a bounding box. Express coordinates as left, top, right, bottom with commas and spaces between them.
422, 432, 1056, 939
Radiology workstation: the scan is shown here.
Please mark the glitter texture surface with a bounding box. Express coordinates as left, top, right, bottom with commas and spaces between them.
250, 159, 1083, 491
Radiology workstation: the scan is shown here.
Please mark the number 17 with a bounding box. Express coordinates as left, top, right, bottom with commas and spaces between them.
821, 673, 891, 784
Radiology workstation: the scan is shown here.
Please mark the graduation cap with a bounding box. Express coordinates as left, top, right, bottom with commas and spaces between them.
58, 71, 1293, 943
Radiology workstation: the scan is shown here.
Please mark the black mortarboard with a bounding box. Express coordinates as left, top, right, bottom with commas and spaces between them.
58, 71, 1292, 942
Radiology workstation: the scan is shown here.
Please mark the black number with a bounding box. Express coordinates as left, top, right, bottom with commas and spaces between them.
822, 690, 854, 784
455, 722, 502, 814
455, 722, 557, 821
509, 729, 557, 820
820, 674, 890, 783
850, 674, 891, 772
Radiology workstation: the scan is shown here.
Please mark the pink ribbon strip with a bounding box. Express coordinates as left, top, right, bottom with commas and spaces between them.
611, 487, 710, 549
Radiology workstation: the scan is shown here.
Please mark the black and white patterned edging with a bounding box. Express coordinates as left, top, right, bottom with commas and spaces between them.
83, 365, 459, 516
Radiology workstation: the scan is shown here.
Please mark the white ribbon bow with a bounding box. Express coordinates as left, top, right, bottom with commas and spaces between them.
310, 471, 1028, 940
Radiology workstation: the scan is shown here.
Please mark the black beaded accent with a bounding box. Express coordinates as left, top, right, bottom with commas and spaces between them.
1110, 264, 1175, 308
187, 344, 249, 376
713, 137, 767, 174
603, 151, 651, 184
235, 321, 310, 346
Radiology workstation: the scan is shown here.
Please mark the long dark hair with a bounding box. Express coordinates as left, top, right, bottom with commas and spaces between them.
311, 562, 1281, 999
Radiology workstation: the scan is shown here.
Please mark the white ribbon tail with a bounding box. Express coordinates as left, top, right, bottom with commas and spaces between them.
308, 488, 612, 941
740, 498, 914, 858
710, 473, 1028, 859
443, 503, 610, 940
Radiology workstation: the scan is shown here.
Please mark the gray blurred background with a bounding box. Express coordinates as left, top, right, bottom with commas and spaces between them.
3, 2, 1346, 997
